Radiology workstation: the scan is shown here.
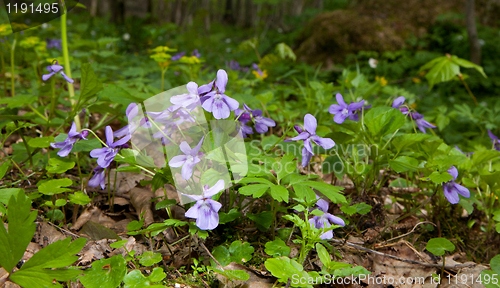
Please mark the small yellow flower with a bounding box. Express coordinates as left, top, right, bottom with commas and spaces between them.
412, 77, 421, 83
410, 103, 417, 109
375, 76, 388, 87
252, 69, 268, 80
178, 56, 200, 65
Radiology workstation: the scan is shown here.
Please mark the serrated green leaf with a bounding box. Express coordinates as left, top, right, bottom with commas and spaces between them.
428, 171, 454, 184
0, 190, 37, 272
239, 184, 269, 198
219, 209, 242, 224
0, 162, 10, 180
80, 63, 103, 102
0, 188, 23, 205
364, 107, 405, 138
269, 184, 289, 203
301, 181, 346, 204
389, 156, 418, 173
292, 184, 316, 203
79, 255, 127, 288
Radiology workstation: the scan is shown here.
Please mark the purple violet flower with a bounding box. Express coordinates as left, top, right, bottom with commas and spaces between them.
309, 198, 345, 240
42, 60, 74, 83
285, 114, 335, 167
252, 63, 264, 77
114, 103, 152, 138
201, 69, 239, 119
488, 130, 500, 151
392, 96, 410, 115
348, 104, 372, 121
149, 105, 196, 145
88, 166, 106, 189
182, 179, 224, 230
443, 166, 470, 204
234, 109, 253, 138
168, 136, 204, 180
50, 122, 89, 157
228, 60, 241, 71
90, 126, 131, 168
169, 81, 202, 112
410, 111, 436, 133
191, 49, 201, 58
236, 103, 276, 134
328, 93, 365, 124
46, 38, 62, 50
171, 51, 186, 61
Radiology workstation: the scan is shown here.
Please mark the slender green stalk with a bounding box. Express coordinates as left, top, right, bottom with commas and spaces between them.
44, 78, 57, 135
10, 34, 16, 97
61, 7, 81, 130
161, 69, 166, 91
1, 45, 5, 97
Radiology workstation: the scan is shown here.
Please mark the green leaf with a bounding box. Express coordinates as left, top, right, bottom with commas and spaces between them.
0, 94, 36, 108
269, 184, 289, 203
392, 134, 431, 152
211, 246, 231, 267
68, 192, 91, 205
155, 199, 176, 210
214, 269, 250, 281
256, 91, 273, 105
341, 203, 372, 216
139, 251, 162, 266
0, 190, 37, 272
301, 181, 346, 204
247, 211, 273, 231
229, 241, 254, 263
79, 63, 104, 101
28, 136, 55, 148
0, 188, 23, 205
123, 268, 166, 288
364, 107, 405, 138
427, 171, 454, 184
315, 243, 331, 267
38, 179, 73, 195
481, 270, 500, 288
277, 153, 296, 181
419, 55, 486, 89
426, 237, 455, 256
47, 157, 75, 174
0, 162, 10, 180
151, 167, 174, 193
265, 239, 291, 257
472, 150, 500, 166
264, 257, 310, 286
292, 184, 316, 203
10, 237, 87, 288
389, 156, 419, 173
73, 138, 102, 152
239, 184, 269, 198
79, 255, 127, 288
219, 209, 242, 224
491, 255, 500, 275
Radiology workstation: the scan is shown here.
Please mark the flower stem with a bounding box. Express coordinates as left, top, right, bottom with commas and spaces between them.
61, 6, 81, 130
1, 45, 5, 98
10, 34, 16, 97
458, 74, 478, 106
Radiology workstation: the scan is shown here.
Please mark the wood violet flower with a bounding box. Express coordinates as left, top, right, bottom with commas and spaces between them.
285, 114, 335, 167
201, 69, 239, 119
168, 136, 204, 180
42, 60, 74, 83
182, 179, 224, 230
90, 126, 131, 168
443, 166, 470, 204
50, 122, 88, 157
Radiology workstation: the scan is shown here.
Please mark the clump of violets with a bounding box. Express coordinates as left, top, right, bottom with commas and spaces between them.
90, 126, 131, 168
42, 60, 74, 83
191, 49, 201, 58
309, 196, 345, 240
50, 122, 89, 157
285, 114, 335, 167
235, 103, 276, 137
171, 51, 186, 61
46, 38, 62, 50
488, 130, 500, 151
443, 166, 470, 204
168, 137, 204, 180
328, 93, 365, 124
392, 96, 436, 133
182, 179, 224, 230
201, 69, 239, 119
114, 103, 152, 138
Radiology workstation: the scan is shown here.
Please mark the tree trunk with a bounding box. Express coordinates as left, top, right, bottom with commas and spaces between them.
110, 0, 125, 24
90, 0, 97, 17
465, 0, 481, 65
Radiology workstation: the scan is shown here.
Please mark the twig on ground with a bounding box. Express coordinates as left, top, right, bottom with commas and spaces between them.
200, 241, 224, 271
375, 221, 436, 247
331, 238, 475, 270
46, 220, 81, 238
